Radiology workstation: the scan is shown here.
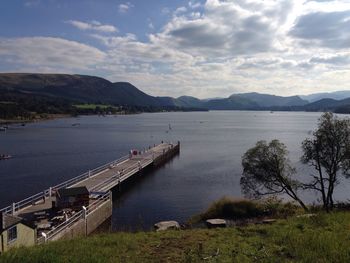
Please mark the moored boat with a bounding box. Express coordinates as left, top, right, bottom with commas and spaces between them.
0, 154, 12, 160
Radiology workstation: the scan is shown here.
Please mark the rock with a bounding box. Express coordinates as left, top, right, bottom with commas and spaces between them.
296, 213, 316, 218
154, 221, 180, 231
206, 219, 227, 228
262, 219, 277, 224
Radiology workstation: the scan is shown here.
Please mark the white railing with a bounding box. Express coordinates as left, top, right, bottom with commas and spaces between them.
89, 158, 154, 192
37, 192, 110, 244
0, 142, 180, 215
0, 155, 129, 215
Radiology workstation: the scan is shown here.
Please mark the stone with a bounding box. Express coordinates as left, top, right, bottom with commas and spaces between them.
262, 219, 277, 224
154, 221, 180, 231
296, 213, 316, 218
206, 219, 227, 228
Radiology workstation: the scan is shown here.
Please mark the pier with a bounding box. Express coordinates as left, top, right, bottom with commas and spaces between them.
0, 142, 180, 250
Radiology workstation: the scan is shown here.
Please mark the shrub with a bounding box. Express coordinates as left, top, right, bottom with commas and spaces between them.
191, 196, 302, 224
197, 197, 265, 221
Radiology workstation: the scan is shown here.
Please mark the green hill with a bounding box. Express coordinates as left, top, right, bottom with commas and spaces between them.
0, 73, 163, 107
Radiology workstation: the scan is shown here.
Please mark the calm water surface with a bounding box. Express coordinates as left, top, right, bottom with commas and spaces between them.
1, 111, 350, 230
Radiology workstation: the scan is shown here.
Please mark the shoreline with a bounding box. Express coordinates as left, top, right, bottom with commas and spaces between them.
0, 114, 71, 125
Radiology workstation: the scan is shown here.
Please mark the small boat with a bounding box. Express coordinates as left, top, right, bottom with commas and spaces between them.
0, 154, 12, 160
72, 123, 80, 127
0, 126, 7, 131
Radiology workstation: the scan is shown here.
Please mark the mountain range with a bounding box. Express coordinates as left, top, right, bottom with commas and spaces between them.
300, 91, 350, 102
0, 73, 349, 113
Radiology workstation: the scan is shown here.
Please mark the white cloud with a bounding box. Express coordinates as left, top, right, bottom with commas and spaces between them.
66, 20, 118, 33
189, 1, 202, 9
148, 0, 294, 58
24, 0, 40, 7
4, 0, 350, 98
174, 6, 187, 16
0, 37, 106, 71
118, 2, 134, 13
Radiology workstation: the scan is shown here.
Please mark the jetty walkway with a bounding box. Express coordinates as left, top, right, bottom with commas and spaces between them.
0, 142, 180, 244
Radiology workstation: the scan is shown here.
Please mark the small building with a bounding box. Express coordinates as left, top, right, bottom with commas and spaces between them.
56, 186, 89, 210
0, 213, 36, 253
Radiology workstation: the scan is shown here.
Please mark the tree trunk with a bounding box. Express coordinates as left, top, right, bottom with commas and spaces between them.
285, 186, 308, 211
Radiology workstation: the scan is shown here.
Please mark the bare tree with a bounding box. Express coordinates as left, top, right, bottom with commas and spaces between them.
241, 139, 307, 210
301, 112, 350, 211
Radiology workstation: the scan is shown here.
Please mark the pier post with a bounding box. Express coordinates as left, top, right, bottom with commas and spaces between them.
88, 170, 91, 178
82, 206, 87, 236
12, 203, 15, 215
49, 187, 52, 197
41, 232, 47, 243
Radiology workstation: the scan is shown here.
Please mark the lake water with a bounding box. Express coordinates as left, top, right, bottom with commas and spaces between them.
1, 111, 350, 230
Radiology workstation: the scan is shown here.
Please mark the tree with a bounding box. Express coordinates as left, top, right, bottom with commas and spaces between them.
241, 139, 308, 210
301, 112, 350, 211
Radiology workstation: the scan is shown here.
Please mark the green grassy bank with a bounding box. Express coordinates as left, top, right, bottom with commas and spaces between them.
1, 211, 350, 263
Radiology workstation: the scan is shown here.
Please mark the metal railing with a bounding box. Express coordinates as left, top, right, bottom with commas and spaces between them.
89, 158, 154, 192
0, 155, 129, 215
37, 192, 110, 244
0, 142, 179, 215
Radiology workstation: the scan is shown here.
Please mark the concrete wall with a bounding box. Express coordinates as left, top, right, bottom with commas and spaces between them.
51, 218, 86, 241
50, 197, 112, 242
153, 143, 180, 167
86, 199, 112, 235
0, 223, 36, 253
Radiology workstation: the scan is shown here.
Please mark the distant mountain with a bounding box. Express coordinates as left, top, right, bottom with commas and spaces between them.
1, 73, 350, 114
303, 98, 350, 112
234, 92, 308, 107
201, 97, 224, 102
176, 96, 204, 108
0, 73, 172, 108
203, 95, 259, 110
300, 91, 350, 102
200, 93, 307, 110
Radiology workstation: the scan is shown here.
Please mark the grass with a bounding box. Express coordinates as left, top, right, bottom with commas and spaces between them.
2, 212, 350, 262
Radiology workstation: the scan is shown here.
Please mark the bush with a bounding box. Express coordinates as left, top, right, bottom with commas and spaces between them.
191, 196, 302, 223
261, 196, 300, 218
197, 197, 265, 221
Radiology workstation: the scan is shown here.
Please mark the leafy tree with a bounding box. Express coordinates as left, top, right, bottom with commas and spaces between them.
241, 140, 307, 210
301, 112, 350, 211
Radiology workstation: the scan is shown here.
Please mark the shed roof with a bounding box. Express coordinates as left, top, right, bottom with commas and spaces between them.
1, 213, 22, 231
57, 186, 89, 198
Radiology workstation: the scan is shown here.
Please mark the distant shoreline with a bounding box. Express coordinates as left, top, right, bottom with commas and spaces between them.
0, 114, 71, 125
2, 110, 349, 126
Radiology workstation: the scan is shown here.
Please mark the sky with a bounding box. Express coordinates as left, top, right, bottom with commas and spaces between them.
0, 0, 350, 98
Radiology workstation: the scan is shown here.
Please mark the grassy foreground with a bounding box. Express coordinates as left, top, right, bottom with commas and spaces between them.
2, 212, 350, 263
